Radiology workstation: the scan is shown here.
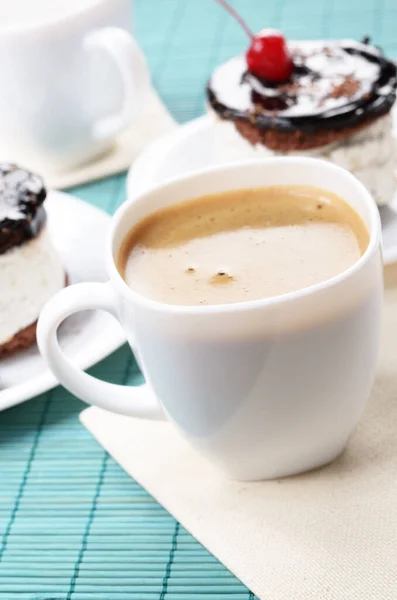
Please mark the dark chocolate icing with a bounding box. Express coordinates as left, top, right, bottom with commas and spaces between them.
207, 39, 397, 135
0, 164, 47, 255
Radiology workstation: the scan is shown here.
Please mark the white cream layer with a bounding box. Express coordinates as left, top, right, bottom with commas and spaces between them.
208, 111, 396, 205
0, 226, 65, 345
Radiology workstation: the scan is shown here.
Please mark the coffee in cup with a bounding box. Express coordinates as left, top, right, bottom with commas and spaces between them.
118, 185, 369, 306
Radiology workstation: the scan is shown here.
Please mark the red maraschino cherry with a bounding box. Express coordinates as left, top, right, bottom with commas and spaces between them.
247, 30, 293, 81
214, 0, 293, 82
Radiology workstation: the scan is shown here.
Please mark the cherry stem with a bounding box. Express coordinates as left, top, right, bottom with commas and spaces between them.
214, 0, 254, 40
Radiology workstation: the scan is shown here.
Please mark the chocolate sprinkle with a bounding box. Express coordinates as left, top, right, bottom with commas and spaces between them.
329, 76, 360, 99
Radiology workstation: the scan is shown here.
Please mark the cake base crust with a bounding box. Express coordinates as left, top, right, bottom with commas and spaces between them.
233, 113, 385, 152
0, 320, 38, 358
0, 274, 68, 359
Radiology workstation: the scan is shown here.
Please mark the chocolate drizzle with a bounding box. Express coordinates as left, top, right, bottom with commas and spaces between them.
207, 40, 397, 135
0, 164, 47, 255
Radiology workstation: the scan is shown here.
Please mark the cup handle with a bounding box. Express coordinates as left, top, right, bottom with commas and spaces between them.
83, 27, 151, 141
37, 281, 165, 420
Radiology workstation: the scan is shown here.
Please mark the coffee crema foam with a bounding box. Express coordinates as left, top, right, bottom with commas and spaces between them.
118, 186, 369, 306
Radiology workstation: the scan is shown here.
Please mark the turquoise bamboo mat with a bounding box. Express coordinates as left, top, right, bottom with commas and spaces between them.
1, 0, 396, 597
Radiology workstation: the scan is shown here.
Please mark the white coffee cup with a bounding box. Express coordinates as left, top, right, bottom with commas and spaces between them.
37, 158, 383, 481
0, 0, 150, 172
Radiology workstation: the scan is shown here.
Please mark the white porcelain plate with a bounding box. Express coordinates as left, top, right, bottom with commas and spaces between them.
0, 191, 126, 411
127, 115, 397, 266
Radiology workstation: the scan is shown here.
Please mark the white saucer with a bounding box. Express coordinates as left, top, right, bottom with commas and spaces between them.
127, 115, 397, 266
0, 191, 126, 412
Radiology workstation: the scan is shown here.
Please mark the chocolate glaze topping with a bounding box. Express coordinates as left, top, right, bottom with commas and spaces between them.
0, 164, 47, 255
207, 39, 397, 135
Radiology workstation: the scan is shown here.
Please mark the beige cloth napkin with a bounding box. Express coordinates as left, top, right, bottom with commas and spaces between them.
44, 88, 177, 189
80, 264, 397, 600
